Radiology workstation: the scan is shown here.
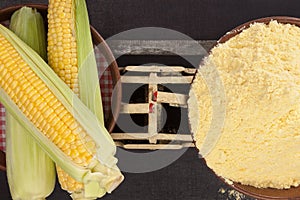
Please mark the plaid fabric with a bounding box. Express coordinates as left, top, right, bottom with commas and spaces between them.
95, 45, 113, 120
0, 45, 114, 152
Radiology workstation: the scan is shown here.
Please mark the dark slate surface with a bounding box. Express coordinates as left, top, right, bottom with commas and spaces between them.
1, 149, 247, 200
1, 0, 300, 40
1, 1, 299, 199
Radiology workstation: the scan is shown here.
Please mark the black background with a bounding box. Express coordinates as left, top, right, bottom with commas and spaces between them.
1, 0, 300, 40
1, 0, 300, 199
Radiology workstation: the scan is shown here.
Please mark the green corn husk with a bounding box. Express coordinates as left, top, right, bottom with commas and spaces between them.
6, 6, 55, 200
9, 6, 47, 61
76, 0, 104, 125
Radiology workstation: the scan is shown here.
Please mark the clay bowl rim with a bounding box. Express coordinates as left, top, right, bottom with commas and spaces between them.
195, 16, 300, 200
0, 3, 122, 171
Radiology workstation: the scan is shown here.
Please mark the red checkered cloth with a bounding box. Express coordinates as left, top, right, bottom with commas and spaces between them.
0, 45, 114, 152
95, 45, 113, 119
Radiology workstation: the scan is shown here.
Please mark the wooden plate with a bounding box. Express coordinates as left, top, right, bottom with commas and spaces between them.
212, 16, 300, 200
0, 4, 121, 171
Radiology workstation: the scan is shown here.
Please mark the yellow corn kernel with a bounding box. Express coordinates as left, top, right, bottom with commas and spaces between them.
48, 0, 78, 93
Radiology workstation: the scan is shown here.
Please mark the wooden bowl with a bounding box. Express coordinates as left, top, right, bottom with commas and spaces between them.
0, 4, 121, 171
209, 16, 300, 200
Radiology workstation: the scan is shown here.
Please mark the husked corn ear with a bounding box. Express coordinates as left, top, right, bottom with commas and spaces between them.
0, 24, 123, 199
6, 7, 55, 200
48, 0, 108, 198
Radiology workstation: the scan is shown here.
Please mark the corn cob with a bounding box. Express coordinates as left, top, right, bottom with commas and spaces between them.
6, 7, 55, 199
47, 0, 108, 198
0, 24, 123, 199
47, 0, 104, 123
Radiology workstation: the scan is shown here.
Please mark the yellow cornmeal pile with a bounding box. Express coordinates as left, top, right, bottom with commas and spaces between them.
188, 20, 300, 189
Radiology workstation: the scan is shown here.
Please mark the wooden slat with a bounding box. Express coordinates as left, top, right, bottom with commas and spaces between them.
114, 141, 194, 150
156, 104, 163, 133
123, 65, 196, 74
121, 75, 193, 84
124, 65, 184, 72
111, 133, 193, 141
116, 64, 197, 150
148, 73, 158, 144
114, 141, 124, 147
182, 143, 195, 148
156, 91, 187, 106
120, 103, 149, 113
109, 40, 216, 56
117, 144, 186, 150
